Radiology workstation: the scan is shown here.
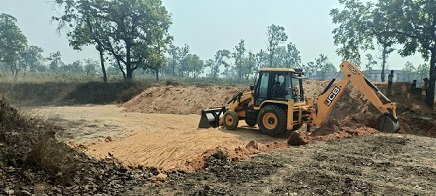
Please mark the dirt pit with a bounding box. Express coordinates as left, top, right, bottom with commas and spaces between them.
32, 81, 436, 172
33, 105, 288, 172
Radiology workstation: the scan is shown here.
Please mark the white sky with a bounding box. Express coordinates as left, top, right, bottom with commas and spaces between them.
0, 0, 426, 70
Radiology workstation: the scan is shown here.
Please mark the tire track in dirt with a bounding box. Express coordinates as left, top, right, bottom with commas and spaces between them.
32, 82, 436, 172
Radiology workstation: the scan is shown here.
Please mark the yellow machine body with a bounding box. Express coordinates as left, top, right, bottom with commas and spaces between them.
199, 61, 399, 135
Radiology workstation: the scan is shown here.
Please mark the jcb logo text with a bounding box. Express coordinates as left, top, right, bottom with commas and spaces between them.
324, 86, 341, 106
347, 64, 357, 75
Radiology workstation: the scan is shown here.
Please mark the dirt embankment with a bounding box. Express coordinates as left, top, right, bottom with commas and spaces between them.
33, 81, 436, 172
122, 85, 247, 114
2, 80, 436, 195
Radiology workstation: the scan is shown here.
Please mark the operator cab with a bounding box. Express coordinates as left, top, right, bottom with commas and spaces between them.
253, 68, 305, 107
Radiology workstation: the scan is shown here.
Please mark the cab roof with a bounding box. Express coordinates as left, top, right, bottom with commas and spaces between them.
259, 67, 304, 74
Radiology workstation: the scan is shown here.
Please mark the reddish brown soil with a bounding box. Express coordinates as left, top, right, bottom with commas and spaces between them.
122, 85, 247, 114
35, 81, 435, 172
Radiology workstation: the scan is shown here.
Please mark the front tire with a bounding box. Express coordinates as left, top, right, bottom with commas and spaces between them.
223, 111, 239, 130
258, 105, 287, 137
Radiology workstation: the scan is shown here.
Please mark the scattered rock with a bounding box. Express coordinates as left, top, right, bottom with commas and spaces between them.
105, 136, 113, 142
152, 173, 168, 183
288, 131, 313, 146
246, 140, 260, 150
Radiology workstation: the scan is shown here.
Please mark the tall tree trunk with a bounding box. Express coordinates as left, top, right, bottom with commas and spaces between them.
172, 58, 176, 77
126, 44, 133, 82
427, 48, 436, 107
98, 49, 107, 83
269, 51, 274, 67
212, 66, 217, 82
155, 68, 159, 82
381, 46, 387, 82
116, 57, 126, 81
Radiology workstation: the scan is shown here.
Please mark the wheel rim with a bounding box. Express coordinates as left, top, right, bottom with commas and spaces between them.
263, 112, 277, 130
225, 115, 234, 125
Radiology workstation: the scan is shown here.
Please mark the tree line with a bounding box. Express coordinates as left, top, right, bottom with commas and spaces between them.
0, 5, 336, 83
1, 0, 435, 106
331, 0, 436, 107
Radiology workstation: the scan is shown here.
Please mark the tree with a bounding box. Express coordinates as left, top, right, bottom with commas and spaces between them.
402, 61, 416, 81
365, 53, 377, 79
54, 0, 109, 83
48, 51, 63, 72
20, 45, 45, 72
173, 44, 190, 77
330, 0, 395, 81
274, 42, 302, 68
284, 42, 301, 68
144, 34, 171, 82
330, 0, 373, 64
243, 52, 257, 81
232, 39, 246, 81
60, 60, 83, 73
207, 49, 230, 82
104, 0, 172, 82
365, 53, 377, 71
255, 49, 268, 70
267, 24, 288, 67
416, 63, 430, 81
315, 54, 336, 80
374, 0, 436, 107
84, 58, 99, 75
183, 54, 203, 79
0, 13, 27, 77
303, 61, 318, 79
168, 44, 189, 77
54, 0, 172, 82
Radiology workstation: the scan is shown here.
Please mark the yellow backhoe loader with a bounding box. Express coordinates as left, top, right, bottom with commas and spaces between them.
198, 61, 399, 135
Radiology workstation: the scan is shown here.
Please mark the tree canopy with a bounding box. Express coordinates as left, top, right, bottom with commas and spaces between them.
331, 0, 436, 107
54, 0, 172, 82
0, 13, 27, 77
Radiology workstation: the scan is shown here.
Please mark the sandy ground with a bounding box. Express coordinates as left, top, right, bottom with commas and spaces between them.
31, 81, 436, 172
32, 105, 287, 171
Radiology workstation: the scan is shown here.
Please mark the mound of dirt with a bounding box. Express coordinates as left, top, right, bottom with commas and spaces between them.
123, 85, 247, 114
377, 82, 436, 137
122, 80, 330, 115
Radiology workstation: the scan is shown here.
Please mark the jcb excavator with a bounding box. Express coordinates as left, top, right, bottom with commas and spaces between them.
198, 61, 399, 135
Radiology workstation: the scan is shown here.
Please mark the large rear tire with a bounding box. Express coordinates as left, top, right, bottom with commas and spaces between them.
223, 111, 239, 130
258, 105, 287, 137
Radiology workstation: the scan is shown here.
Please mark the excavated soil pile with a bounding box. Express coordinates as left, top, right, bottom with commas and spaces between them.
379, 82, 436, 137
123, 80, 385, 151
123, 80, 328, 115
123, 84, 247, 114
287, 81, 436, 145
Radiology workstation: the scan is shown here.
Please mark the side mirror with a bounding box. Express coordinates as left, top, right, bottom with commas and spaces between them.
250, 85, 254, 91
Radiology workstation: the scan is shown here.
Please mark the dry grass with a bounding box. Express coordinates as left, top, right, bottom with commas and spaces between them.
0, 98, 85, 185
26, 137, 79, 185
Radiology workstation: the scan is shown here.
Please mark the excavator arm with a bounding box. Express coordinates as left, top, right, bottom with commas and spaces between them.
312, 61, 399, 132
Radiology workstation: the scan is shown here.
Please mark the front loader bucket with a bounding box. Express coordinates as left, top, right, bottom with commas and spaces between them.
198, 107, 227, 128
379, 114, 400, 133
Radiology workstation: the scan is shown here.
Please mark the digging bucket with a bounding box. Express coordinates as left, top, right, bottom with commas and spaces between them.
198, 107, 227, 128
379, 114, 400, 133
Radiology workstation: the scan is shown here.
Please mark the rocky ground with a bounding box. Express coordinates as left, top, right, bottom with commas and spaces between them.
138, 134, 436, 195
